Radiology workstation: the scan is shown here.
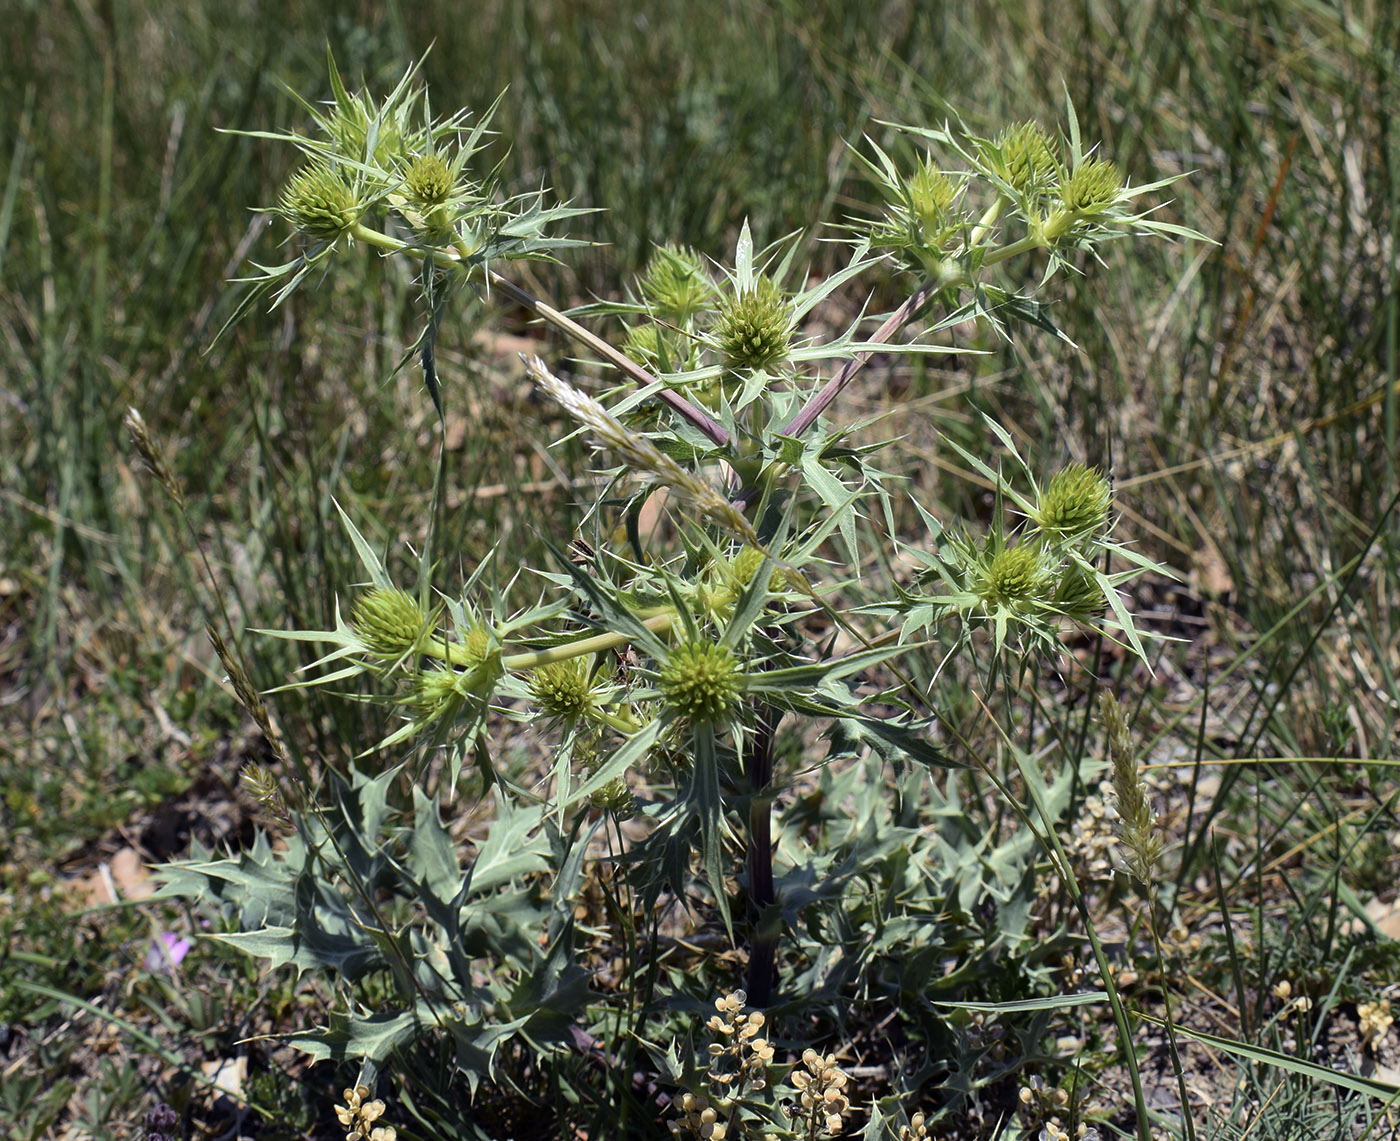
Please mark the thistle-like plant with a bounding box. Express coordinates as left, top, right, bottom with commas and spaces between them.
167, 53, 1209, 1141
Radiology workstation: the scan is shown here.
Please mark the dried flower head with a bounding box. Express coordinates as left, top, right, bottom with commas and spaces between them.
715, 277, 793, 372
661, 641, 742, 725
279, 163, 362, 242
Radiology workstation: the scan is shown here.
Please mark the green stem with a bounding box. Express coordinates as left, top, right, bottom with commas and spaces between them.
980, 233, 1044, 267
350, 222, 731, 446
494, 612, 676, 673
967, 196, 1006, 248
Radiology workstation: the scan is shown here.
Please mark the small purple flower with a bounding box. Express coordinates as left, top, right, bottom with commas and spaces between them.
145, 1100, 178, 1139
144, 931, 191, 974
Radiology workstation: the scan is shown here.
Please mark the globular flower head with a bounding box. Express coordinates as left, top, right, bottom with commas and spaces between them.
991, 121, 1057, 192
1051, 562, 1107, 619
699, 546, 787, 618
403, 152, 454, 207
907, 158, 956, 233
589, 776, 637, 819
352, 587, 430, 659
660, 640, 742, 725
279, 163, 362, 242
404, 626, 498, 722
406, 665, 466, 720
977, 545, 1049, 607
715, 277, 793, 372
624, 322, 694, 373
1061, 157, 1123, 212
1034, 463, 1111, 540
529, 658, 599, 722
640, 244, 713, 325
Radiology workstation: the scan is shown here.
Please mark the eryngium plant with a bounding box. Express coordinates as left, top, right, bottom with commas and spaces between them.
167, 54, 1205, 1140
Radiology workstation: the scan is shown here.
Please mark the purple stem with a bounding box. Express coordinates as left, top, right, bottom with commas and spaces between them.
779, 281, 940, 439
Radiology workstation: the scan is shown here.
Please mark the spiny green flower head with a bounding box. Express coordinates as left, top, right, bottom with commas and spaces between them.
907, 158, 956, 233
458, 624, 493, 667
529, 658, 599, 722
351, 587, 430, 659
403, 152, 454, 207
991, 122, 1057, 193
278, 163, 363, 243
324, 87, 408, 170
660, 639, 743, 725
697, 546, 786, 619
311, 49, 421, 171
406, 664, 467, 719
589, 777, 637, 820
1052, 561, 1107, 618
639, 244, 713, 325
715, 276, 793, 372
976, 545, 1050, 608
623, 322, 695, 373
1061, 157, 1124, 214
1033, 463, 1112, 540
403, 626, 500, 723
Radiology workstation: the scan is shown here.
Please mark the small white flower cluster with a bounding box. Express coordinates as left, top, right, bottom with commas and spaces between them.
335, 1085, 396, 1141
791, 1048, 851, 1138
1358, 996, 1394, 1048
1066, 782, 1120, 883
670, 991, 777, 1141
1018, 1076, 1100, 1141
